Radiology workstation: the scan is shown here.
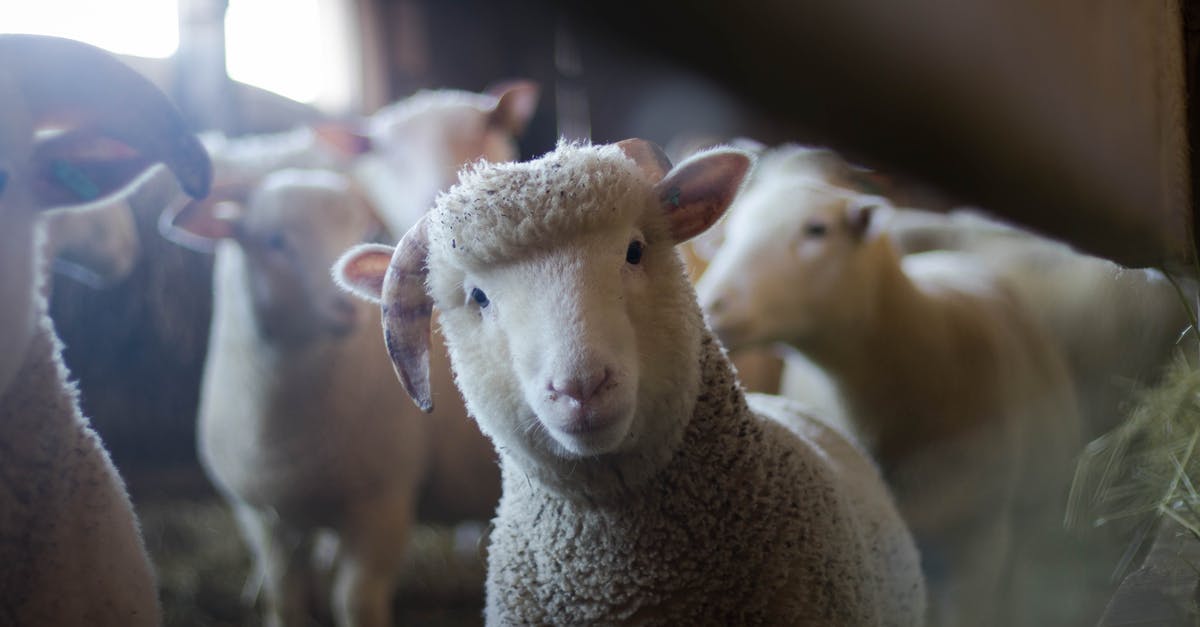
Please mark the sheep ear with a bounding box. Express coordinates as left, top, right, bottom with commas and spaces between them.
313, 122, 373, 157
158, 195, 243, 253
333, 243, 394, 304
380, 216, 435, 413
618, 138, 673, 183
845, 199, 879, 240
8, 34, 211, 204
653, 148, 753, 243
486, 80, 540, 135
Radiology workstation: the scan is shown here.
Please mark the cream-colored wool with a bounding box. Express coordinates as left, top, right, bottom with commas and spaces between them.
0, 35, 211, 627
339, 140, 925, 625
695, 146, 1082, 626
487, 334, 924, 625
176, 170, 497, 627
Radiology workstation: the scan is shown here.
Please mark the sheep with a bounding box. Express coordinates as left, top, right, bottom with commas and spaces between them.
163, 168, 498, 627
40, 200, 141, 289
193, 82, 540, 240
0, 34, 211, 626
694, 145, 1082, 626
881, 207, 1193, 440
334, 139, 926, 625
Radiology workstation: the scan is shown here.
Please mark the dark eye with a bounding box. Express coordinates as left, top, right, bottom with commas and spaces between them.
804, 222, 828, 238
470, 287, 489, 308
625, 240, 644, 265
265, 232, 287, 251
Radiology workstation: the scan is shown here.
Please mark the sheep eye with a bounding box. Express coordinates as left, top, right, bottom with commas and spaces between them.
804, 222, 828, 238
470, 287, 489, 308
625, 240, 644, 265
265, 232, 287, 251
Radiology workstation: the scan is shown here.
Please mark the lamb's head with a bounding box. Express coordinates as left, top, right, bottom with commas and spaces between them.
367, 82, 540, 185
166, 168, 381, 344
43, 199, 140, 287
0, 34, 210, 394
337, 140, 751, 467
696, 147, 890, 353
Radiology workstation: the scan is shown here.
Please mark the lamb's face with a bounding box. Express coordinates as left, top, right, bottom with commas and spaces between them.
335, 140, 750, 473
435, 217, 698, 459
697, 179, 881, 351
238, 172, 379, 344
43, 200, 140, 287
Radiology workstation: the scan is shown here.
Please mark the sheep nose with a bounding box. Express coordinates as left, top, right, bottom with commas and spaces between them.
550, 368, 611, 404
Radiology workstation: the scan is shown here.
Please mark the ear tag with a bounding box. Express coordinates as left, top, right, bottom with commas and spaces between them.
51, 159, 100, 201
666, 186, 682, 208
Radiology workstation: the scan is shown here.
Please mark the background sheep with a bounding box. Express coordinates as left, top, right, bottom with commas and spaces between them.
0, 34, 211, 626
336, 139, 925, 625
695, 145, 1082, 626
881, 207, 1193, 441
164, 168, 499, 627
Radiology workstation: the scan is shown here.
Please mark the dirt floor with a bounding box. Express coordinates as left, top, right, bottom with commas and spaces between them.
137, 497, 487, 627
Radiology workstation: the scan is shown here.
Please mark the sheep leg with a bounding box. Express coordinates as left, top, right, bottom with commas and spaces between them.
924, 515, 1012, 627
231, 502, 315, 627
331, 490, 415, 627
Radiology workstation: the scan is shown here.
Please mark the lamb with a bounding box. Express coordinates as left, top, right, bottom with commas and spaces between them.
192, 82, 539, 240
694, 145, 1082, 626
164, 168, 498, 627
0, 34, 211, 626
335, 139, 926, 625
41, 200, 140, 288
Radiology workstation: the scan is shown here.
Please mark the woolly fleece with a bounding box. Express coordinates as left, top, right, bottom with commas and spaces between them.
415, 142, 924, 624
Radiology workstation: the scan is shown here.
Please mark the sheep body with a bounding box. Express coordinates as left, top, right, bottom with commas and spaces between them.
486, 341, 924, 625
696, 145, 1081, 626
185, 169, 497, 627
0, 35, 211, 627
337, 140, 925, 625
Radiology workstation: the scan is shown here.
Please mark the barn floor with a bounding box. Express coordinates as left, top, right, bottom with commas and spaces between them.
135, 494, 487, 627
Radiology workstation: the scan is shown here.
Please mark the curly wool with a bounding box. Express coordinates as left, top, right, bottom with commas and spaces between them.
428, 140, 647, 267
486, 334, 924, 625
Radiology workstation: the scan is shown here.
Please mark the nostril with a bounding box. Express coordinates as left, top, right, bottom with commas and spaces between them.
550, 368, 611, 403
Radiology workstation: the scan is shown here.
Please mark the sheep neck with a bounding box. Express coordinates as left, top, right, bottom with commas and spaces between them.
499, 332, 749, 505
791, 250, 999, 470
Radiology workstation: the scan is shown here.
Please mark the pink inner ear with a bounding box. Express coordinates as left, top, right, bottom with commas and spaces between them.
30, 130, 156, 208
617, 138, 673, 183
314, 122, 373, 157
487, 80, 540, 134
655, 151, 752, 243
340, 247, 393, 300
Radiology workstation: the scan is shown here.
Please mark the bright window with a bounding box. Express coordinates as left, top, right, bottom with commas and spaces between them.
224, 0, 358, 110
0, 0, 179, 58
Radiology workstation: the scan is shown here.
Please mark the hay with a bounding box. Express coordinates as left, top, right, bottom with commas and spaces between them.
1067, 276, 1200, 581
137, 498, 487, 626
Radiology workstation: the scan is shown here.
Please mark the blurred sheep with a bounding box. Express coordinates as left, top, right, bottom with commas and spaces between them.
696, 144, 1081, 626
0, 34, 211, 626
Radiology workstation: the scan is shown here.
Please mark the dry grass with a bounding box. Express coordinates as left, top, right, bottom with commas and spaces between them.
137, 498, 487, 627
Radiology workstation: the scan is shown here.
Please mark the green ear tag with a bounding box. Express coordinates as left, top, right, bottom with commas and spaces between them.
667, 186, 681, 208
51, 159, 100, 201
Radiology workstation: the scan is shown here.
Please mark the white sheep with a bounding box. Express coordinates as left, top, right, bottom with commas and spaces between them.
41, 199, 140, 289
164, 168, 498, 627
335, 139, 926, 625
0, 34, 211, 626
694, 145, 1082, 626
190, 82, 539, 242
882, 207, 1192, 441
